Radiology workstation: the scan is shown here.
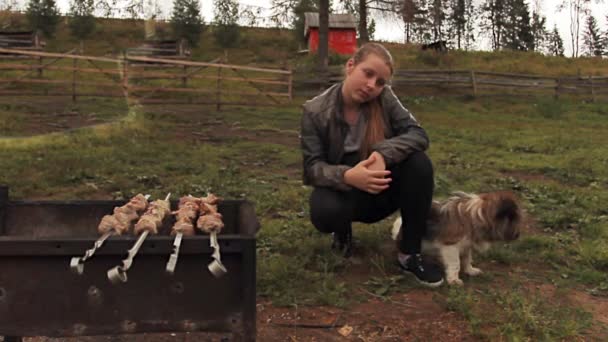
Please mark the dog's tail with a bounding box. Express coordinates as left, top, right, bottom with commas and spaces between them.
391, 217, 401, 241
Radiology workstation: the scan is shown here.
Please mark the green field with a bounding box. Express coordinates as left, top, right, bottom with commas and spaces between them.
1, 14, 608, 340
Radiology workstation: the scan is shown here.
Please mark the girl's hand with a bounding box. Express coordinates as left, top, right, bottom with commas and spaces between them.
367, 151, 386, 171
344, 154, 391, 194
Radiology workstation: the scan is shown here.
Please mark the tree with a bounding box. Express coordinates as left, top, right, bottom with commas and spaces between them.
605, 14, 608, 56
429, 0, 446, 41
68, 0, 95, 51
502, 0, 533, 51
530, 9, 548, 52
367, 18, 376, 40
399, 0, 430, 44
548, 25, 565, 56
481, 0, 507, 50
318, 0, 329, 72
339, 0, 399, 44
292, 0, 318, 44
448, 0, 475, 49
26, 0, 60, 38
558, 0, 597, 58
171, 0, 204, 47
213, 0, 240, 48
582, 14, 604, 56
0, 0, 19, 29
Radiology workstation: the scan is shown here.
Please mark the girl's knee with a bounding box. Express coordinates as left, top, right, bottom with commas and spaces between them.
404, 151, 433, 173
309, 189, 350, 233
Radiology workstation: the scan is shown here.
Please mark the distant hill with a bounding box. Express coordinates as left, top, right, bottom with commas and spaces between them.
3, 11, 608, 77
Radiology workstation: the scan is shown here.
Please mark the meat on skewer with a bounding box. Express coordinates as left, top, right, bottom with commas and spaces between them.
71, 193, 149, 275
98, 193, 148, 235
134, 197, 171, 235
107, 193, 171, 284
196, 194, 224, 234
171, 195, 200, 236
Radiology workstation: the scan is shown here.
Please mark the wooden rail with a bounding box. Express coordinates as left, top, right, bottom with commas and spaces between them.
297, 67, 608, 101
0, 49, 293, 107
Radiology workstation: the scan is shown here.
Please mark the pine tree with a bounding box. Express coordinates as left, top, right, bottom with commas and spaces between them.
429, 0, 446, 41
292, 0, 317, 44
400, 0, 423, 43
449, 0, 466, 49
213, 0, 240, 48
548, 25, 565, 57
68, 0, 95, 51
605, 14, 608, 56
501, 0, 533, 51
26, 0, 60, 38
482, 0, 507, 50
582, 14, 603, 57
448, 0, 475, 50
530, 10, 547, 52
367, 18, 376, 40
171, 0, 204, 47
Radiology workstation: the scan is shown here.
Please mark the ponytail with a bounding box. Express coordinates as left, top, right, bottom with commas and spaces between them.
360, 97, 385, 158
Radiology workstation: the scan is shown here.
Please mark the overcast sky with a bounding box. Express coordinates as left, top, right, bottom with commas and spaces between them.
8, 0, 608, 57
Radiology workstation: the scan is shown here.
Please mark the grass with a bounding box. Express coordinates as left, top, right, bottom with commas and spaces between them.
2, 90, 608, 339
443, 285, 593, 340
2, 14, 608, 338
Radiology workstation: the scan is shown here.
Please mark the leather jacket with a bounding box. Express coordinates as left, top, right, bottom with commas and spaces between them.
300, 83, 429, 191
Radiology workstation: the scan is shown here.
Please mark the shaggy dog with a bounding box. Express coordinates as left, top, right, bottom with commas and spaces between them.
392, 191, 522, 285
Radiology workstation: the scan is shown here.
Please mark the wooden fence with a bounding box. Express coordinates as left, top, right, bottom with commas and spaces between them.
2, 48, 606, 104
0, 48, 293, 109
296, 67, 608, 102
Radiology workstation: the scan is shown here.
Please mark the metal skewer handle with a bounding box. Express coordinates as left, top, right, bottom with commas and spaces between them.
69, 194, 151, 275
107, 193, 169, 284
208, 231, 227, 278
107, 230, 149, 284
70, 231, 114, 275
165, 232, 183, 275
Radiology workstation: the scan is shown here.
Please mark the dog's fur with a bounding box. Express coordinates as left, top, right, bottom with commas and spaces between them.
392, 191, 522, 285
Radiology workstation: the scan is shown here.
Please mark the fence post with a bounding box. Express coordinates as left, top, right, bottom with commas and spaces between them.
589, 76, 595, 103
216, 64, 222, 111
554, 78, 560, 100
38, 56, 43, 78
122, 54, 129, 99
182, 65, 188, 87
470, 70, 477, 97
288, 68, 293, 101
72, 57, 77, 102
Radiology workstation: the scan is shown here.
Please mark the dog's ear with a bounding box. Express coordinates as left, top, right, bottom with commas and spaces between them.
495, 197, 519, 222
495, 193, 521, 240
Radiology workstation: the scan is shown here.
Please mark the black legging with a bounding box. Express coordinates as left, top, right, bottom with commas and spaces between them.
309, 151, 434, 254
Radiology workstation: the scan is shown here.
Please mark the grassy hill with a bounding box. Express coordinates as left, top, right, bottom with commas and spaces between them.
4, 12, 608, 76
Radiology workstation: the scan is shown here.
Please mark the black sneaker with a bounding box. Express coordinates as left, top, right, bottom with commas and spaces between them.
331, 228, 352, 258
398, 254, 444, 288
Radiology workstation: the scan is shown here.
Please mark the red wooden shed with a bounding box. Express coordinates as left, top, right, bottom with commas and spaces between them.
304, 12, 358, 55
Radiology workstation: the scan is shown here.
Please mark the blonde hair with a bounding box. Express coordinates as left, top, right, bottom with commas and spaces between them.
349, 43, 394, 158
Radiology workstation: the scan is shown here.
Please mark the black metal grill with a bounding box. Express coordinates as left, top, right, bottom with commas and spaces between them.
0, 186, 259, 341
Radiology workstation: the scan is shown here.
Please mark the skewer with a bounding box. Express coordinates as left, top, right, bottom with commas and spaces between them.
107, 193, 170, 284
165, 231, 182, 275
70, 194, 150, 275
207, 231, 227, 278
195, 194, 227, 278
165, 194, 196, 275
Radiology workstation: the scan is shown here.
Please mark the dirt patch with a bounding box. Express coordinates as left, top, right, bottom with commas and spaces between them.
257, 290, 474, 341
20, 290, 473, 342
568, 290, 608, 327
173, 120, 299, 148
10, 111, 103, 136
501, 170, 549, 182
